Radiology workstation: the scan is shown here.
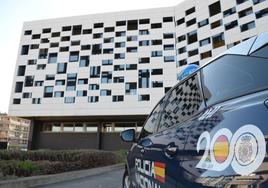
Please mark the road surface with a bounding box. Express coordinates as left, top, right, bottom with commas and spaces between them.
38, 168, 124, 188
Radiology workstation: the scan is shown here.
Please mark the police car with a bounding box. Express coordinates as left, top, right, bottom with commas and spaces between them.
120, 32, 268, 188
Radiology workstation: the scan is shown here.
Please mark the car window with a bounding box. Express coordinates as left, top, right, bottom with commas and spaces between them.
158, 73, 205, 132
139, 93, 170, 139
201, 55, 268, 106
251, 44, 268, 59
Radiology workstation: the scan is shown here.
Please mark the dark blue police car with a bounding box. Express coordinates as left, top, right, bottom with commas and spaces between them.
121, 32, 268, 188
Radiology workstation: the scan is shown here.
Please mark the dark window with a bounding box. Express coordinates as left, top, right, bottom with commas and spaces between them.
151, 40, 162, 45
236, 0, 248, 4
139, 40, 150, 46
72, 25, 82, 35
22, 92, 32, 98
15, 82, 23, 93
201, 55, 268, 106
112, 95, 124, 102
89, 84, 99, 90
13, 99, 21, 104
187, 30, 198, 44
61, 36, 70, 41
100, 89, 111, 96
223, 7, 236, 17
55, 80, 65, 86
255, 8, 268, 19
139, 69, 150, 88
50, 43, 59, 48
34, 81, 43, 86
114, 65, 125, 71
93, 33, 103, 39
158, 74, 204, 132
83, 29, 92, 34
177, 35, 186, 43
90, 66, 101, 78
238, 7, 253, 18
186, 7, 195, 15
48, 53, 57, 64
176, 18, 185, 26
126, 47, 137, 53
211, 20, 222, 29
66, 73, 77, 91
54, 91, 64, 98
69, 51, 79, 62
114, 53, 125, 59
28, 59, 37, 65
139, 29, 149, 35
78, 79, 88, 85
92, 44, 102, 55
163, 17, 173, 22
81, 44, 91, 50
80, 56, 90, 67
139, 57, 150, 64
164, 56, 175, 62
21, 45, 29, 55
71, 40, 80, 46
51, 32, 60, 38
103, 48, 114, 54
30, 44, 39, 49
32, 98, 41, 104
88, 96, 99, 103
126, 64, 137, 70
152, 81, 163, 88
104, 27, 114, 32
225, 20, 238, 30
178, 47, 186, 54
37, 64, 46, 70
127, 35, 137, 41
38, 48, 48, 59
151, 69, 163, 75
200, 37, 211, 47
151, 51, 162, 57
164, 44, 174, 50
104, 37, 114, 43
17, 66, 26, 76
57, 63, 67, 74
32, 34, 41, 39
125, 82, 137, 95
44, 86, 53, 98
139, 94, 170, 138
94, 23, 103, 28
116, 31, 126, 37
209, 1, 221, 17
139, 19, 150, 24
151, 23, 162, 29
178, 59, 187, 67
212, 33, 225, 48
186, 18, 196, 27
77, 90, 87, 97
114, 76, 124, 83
240, 21, 256, 32
138, 94, 150, 101
116, 21, 126, 26
24, 30, 32, 35
115, 42, 125, 48
45, 74, 55, 80
101, 71, 112, 83
127, 20, 138, 30
200, 51, 212, 59
41, 38, 49, 43
42, 28, 51, 33
163, 33, 174, 39
188, 49, 199, 57
60, 47, 69, 52
62, 26, 71, 31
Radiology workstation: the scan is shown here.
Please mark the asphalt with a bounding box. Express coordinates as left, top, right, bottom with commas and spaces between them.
37, 168, 124, 188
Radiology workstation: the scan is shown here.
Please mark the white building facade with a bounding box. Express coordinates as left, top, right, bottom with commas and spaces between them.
9, 0, 268, 150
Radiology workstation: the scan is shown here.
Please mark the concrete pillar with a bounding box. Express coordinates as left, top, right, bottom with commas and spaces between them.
97, 122, 102, 150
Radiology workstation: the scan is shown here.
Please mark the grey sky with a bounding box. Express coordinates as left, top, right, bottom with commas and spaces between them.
0, 0, 182, 113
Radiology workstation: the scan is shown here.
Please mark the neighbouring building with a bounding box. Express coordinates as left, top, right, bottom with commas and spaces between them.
8, 0, 268, 150
0, 115, 31, 150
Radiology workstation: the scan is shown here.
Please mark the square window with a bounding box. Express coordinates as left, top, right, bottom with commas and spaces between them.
69, 51, 79, 62
187, 31, 198, 44
212, 33, 225, 48
209, 1, 221, 17
48, 53, 57, 64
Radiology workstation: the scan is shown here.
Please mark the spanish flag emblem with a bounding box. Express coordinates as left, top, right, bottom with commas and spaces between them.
154, 162, 166, 183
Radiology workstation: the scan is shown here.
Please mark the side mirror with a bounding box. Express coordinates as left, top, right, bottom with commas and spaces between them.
120, 129, 136, 142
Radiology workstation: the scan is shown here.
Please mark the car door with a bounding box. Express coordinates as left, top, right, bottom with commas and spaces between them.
132, 73, 206, 188
127, 93, 170, 188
